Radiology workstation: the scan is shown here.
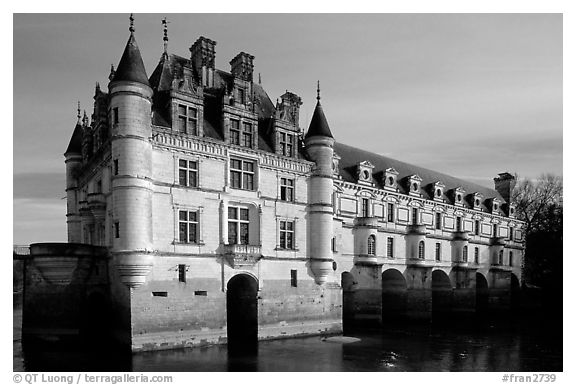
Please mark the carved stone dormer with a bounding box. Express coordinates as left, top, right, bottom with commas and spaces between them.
487, 197, 502, 215
429, 181, 445, 202
356, 161, 375, 186
468, 192, 484, 211
503, 203, 516, 218
381, 167, 399, 191
406, 174, 423, 197
450, 186, 466, 207
276, 91, 302, 127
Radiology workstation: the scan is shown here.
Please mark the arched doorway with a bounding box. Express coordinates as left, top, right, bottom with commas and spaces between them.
227, 274, 258, 352
476, 272, 489, 315
432, 270, 453, 320
341, 272, 355, 333
381, 269, 407, 322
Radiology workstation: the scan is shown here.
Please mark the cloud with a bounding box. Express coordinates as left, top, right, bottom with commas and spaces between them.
13, 172, 66, 200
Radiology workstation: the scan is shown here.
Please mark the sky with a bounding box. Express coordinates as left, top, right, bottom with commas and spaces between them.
12, 13, 563, 245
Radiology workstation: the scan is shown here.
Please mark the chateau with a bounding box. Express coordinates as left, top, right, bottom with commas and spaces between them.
20, 17, 524, 352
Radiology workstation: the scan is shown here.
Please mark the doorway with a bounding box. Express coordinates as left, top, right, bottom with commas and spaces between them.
226, 274, 258, 353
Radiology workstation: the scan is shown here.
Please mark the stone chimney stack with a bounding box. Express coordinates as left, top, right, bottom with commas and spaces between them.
190, 37, 217, 87
493, 172, 516, 203
230, 52, 254, 82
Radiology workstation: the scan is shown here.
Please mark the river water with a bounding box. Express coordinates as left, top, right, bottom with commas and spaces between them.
14, 307, 561, 372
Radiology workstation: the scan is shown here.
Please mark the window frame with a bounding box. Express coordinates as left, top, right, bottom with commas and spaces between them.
178, 209, 200, 244
418, 240, 425, 259
387, 203, 395, 222
387, 237, 394, 258
227, 206, 250, 245
435, 242, 441, 261
367, 235, 376, 256
230, 157, 256, 191
176, 104, 198, 135
280, 177, 295, 202
178, 159, 199, 188
279, 219, 295, 250
435, 212, 442, 230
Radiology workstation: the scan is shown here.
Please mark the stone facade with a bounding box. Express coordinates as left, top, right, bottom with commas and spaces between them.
21, 20, 524, 352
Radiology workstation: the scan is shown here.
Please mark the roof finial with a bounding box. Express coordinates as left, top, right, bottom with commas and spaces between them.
129, 13, 135, 34
162, 17, 169, 54
258, 72, 261, 85
316, 80, 321, 102
77, 101, 81, 124
82, 110, 89, 126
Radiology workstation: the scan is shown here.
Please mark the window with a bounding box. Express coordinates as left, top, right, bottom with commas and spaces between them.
113, 107, 119, 124
435, 243, 441, 261
387, 203, 395, 222
509, 251, 513, 266
474, 247, 479, 264
230, 119, 240, 145
96, 180, 102, 193
113, 159, 119, 175
237, 88, 246, 104
228, 207, 250, 245
387, 237, 394, 258
178, 159, 198, 187
509, 226, 514, 241
411, 208, 419, 225
462, 246, 468, 262
435, 213, 442, 230
475, 220, 480, 236
361, 198, 370, 217
367, 235, 376, 255
230, 158, 255, 190
493, 224, 499, 237
178, 264, 186, 283
114, 222, 119, 239
279, 132, 294, 157
280, 178, 294, 201
179, 210, 199, 243
456, 216, 462, 232
177, 104, 198, 135
279, 220, 295, 250
291, 270, 298, 287
418, 241, 425, 259
498, 250, 504, 265
242, 122, 253, 148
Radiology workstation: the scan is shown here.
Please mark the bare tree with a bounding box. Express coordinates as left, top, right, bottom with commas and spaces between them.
512, 173, 563, 235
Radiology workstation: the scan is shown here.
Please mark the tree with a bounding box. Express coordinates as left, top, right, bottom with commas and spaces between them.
512, 173, 563, 235
512, 174, 562, 316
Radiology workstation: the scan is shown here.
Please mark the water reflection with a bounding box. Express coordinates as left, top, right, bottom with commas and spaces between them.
15, 313, 561, 372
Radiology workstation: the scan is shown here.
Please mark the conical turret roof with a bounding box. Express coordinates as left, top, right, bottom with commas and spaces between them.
65, 122, 83, 155
305, 100, 333, 139
112, 33, 150, 86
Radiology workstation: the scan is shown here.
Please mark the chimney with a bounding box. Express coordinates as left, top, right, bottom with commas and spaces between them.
190, 37, 217, 87
230, 52, 254, 82
493, 172, 516, 203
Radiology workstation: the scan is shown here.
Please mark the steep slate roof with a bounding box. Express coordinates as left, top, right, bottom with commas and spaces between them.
65, 123, 83, 155
113, 33, 150, 86
334, 142, 504, 210
305, 101, 333, 139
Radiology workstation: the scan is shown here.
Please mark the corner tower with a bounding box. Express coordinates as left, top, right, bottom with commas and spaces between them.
64, 103, 84, 243
305, 83, 335, 285
108, 15, 154, 288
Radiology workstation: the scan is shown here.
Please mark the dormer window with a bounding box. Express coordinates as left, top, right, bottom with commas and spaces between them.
468, 192, 483, 211
382, 167, 399, 191
429, 181, 445, 202
507, 204, 516, 218
488, 198, 502, 215
332, 154, 341, 177
406, 174, 422, 197
176, 104, 198, 135
451, 186, 465, 206
356, 161, 375, 186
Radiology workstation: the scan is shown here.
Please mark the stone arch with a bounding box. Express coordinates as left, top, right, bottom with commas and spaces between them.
341, 272, 355, 332
381, 269, 407, 322
226, 273, 258, 352
475, 272, 489, 314
432, 269, 453, 319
